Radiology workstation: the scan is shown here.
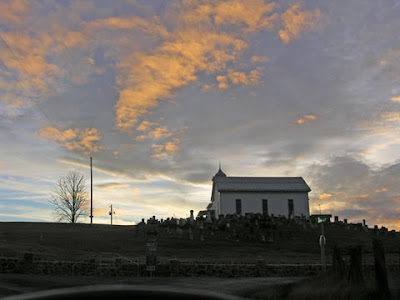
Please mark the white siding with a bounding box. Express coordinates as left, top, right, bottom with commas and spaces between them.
210, 185, 221, 216
219, 192, 309, 217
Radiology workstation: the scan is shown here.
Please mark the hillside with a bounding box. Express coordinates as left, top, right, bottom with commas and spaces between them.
0, 216, 398, 264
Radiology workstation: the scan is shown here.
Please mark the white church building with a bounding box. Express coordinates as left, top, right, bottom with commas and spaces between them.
207, 167, 311, 218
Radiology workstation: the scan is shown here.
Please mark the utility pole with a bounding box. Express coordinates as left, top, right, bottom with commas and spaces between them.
90, 157, 93, 225
109, 205, 115, 225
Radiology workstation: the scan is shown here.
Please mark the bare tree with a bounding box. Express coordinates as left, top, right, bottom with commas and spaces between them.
49, 171, 88, 223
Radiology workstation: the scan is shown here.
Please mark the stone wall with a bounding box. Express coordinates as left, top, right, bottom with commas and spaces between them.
0, 255, 398, 278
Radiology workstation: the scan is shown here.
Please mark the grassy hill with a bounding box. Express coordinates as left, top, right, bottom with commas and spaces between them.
0, 218, 398, 264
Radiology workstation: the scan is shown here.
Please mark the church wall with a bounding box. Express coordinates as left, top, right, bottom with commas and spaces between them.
219, 192, 309, 217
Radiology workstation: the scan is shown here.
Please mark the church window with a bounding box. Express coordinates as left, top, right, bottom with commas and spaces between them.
262, 199, 268, 215
235, 199, 242, 215
288, 199, 294, 218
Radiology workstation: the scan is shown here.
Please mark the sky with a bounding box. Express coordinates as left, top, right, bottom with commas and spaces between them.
1, 0, 400, 229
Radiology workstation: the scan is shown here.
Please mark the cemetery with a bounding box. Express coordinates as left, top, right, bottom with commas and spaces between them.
0, 213, 399, 298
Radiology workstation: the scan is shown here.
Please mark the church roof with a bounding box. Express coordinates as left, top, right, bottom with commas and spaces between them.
214, 176, 311, 192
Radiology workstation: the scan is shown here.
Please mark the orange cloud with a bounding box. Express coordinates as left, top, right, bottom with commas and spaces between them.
358, 194, 370, 198
39, 126, 102, 154
94, 206, 110, 216
0, 31, 60, 111
0, 0, 32, 28
217, 75, 229, 89
115, 27, 247, 130
279, 3, 323, 44
212, 0, 279, 32
152, 138, 180, 158
296, 114, 317, 125
251, 55, 269, 63
0, 0, 323, 137
95, 183, 130, 190
390, 96, 400, 102
149, 126, 173, 139
375, 188, 388, 193
319, 193, 332, 200
113, 1, 322, 130
217, 69, 263, 89
136, 121, 158, 131
202, 83, 214, 92
227, 69, 263, 86
134, 135, 147, 141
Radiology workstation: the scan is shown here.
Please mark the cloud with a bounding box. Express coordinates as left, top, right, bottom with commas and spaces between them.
136, 121, 158, 131
134, 135, 147, 141
113, 1, 321, 131
306, 155, 400, 230
202, 83, 214, 92
95, 183, 130, 190
251, 55, 269, 63
358, 110, 400, 159
217, 75, 229, 89
0, 31, 60, 112
148, 126, 173, 139
38, 126, 102, 154
295, 114, 317, 125
279, 2, 323, 44
390, 96, 400, 102
216, 68, 263, 89
0, 0, 32, 28
57, 158, 127, 178
152, 138, 180, 158
319, 193, 332, 200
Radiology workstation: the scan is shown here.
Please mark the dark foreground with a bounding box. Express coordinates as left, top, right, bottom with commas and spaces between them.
0, 274, 303, 299
1, 273, 400, 300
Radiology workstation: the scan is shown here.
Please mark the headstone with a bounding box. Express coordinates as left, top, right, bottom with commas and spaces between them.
344, 219, 348, 224
362, 219, 366, 227
334, 216, 339, 223
146, 255, 157, 272
206, 211, 212, 223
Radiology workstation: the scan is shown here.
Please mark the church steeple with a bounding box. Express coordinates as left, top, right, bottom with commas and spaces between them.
213, 163, 226, 180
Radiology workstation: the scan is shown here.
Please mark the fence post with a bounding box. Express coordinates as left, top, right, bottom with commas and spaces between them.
348, 245, 363, 286
373, 238, 390, 299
